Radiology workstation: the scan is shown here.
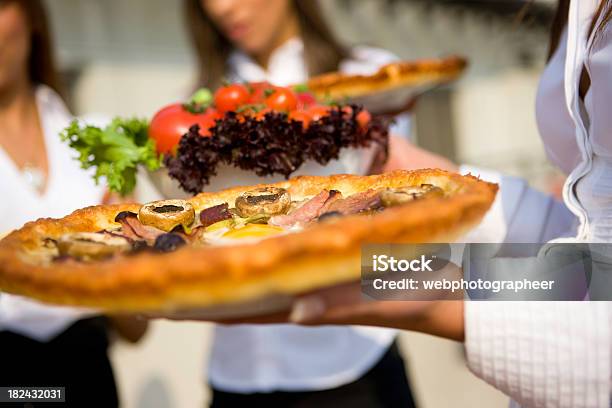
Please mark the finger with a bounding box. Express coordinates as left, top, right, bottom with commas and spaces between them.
289, 293, 385, 326
289, 296, 327, 323
289, 282, 366, 323
291, 300, 398, 326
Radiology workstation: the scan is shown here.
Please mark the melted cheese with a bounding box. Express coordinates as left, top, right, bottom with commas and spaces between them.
205, 219, 234, 232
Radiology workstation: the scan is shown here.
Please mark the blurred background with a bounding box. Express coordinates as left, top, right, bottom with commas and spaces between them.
42, 0, 558, 406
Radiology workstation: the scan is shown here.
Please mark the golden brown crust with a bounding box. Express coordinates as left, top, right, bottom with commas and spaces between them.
0, 169, 496, 312
307, 56, 468, 100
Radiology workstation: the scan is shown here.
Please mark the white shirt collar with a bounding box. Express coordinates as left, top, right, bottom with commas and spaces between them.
227, 37, 308, 86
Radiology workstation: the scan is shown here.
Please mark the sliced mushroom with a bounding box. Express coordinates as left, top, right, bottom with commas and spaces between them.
138, 199, 195, 232
235, 187, 291, 217
57, 232, 131, 260
380, 184, 445, 207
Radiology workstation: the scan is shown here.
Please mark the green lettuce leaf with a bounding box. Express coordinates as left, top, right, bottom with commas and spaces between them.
60, 117, 161, 196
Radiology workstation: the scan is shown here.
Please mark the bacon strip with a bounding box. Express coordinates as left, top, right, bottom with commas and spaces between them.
322, 189, 382, 215
200, 203, 232, 228
270, 190, 328, 227
316, 189, 343, 215
116, 213, 165, 245
270, 190, 343, 227
126, 217, 165, 244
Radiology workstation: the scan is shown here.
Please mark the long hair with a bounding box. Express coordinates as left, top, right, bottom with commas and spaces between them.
184, 0, 348, 89
9, 0, 64, 96
548, 0, 612, 59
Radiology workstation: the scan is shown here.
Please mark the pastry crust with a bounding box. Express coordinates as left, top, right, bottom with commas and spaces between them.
0, 169, 496, 312
307, 56, 468, 100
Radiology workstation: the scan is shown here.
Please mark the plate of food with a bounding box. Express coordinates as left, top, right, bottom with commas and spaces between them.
59, 81, 390, 200
0, 75, 489, 318
57, 60, 466, 201
0, 169, 496, 317
306, 55, 468, 114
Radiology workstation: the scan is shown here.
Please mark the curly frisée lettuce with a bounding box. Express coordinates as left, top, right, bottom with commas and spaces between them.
61, 118, 161, 196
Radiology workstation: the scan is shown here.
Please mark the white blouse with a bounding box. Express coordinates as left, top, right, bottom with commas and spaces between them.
0, 86, 104, 341
465, 1, 612, 406
208, 38, 402, 393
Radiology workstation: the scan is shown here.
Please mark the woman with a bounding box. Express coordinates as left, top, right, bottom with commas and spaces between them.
181, 0, 447, 406
0, 1, 147, 406
290, 0, 612, 406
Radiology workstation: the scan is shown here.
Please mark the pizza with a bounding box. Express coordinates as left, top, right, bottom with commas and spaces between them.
0, 169, 496, 314
306, 55, 468, 101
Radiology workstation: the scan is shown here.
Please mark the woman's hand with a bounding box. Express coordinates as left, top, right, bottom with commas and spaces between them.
146, 294, 464, 341
384, 135, 458, 173
109, 314, 149, 343
148, 263, 467, 340
146, 286, 465, 341
289, 283, 465, 342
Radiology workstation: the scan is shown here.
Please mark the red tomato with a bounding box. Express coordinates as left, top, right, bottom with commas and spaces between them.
308, 105, 331, 121
149, 104, 221, 154
264, 87, 298, 112
341, 106, 371, 129
288, 110, 313, 128
356, 110, 371, 128
296, 92, 317, 109
214, 84, 250, 113
247, 81, 274, 104
201, 109, 223, 132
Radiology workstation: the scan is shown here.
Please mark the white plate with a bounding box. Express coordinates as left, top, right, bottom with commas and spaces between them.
348, 82, 442, 115
159, 294, 294, 320
147, 145, 378, 199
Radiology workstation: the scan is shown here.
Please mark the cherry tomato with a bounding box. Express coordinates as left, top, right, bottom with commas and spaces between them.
264, 87, 298, 112
149, 105, 221, 154
308, 105, 331, 121
247, 81, 274, 104
296, 92, 317, 109
288, 110, 312, 129
214, 84, 250, 113
356, 110, 371, 128
341, 106, 371, 129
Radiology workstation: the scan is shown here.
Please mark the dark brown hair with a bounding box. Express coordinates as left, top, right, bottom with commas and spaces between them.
184, 0, 348, 89
7, 0, 64, 96
548, 0, 612, 59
